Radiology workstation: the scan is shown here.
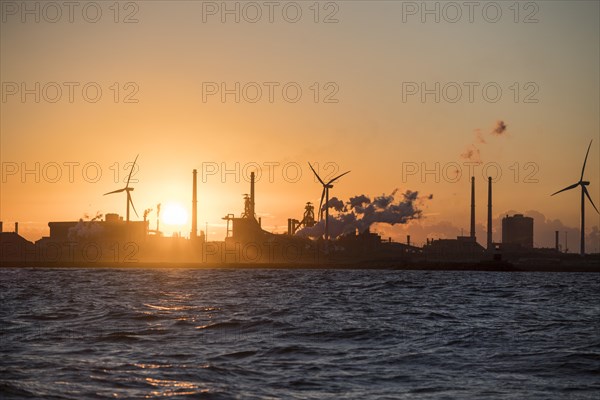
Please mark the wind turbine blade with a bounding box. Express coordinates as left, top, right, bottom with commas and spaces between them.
583, 186, 600, 214
580, 140, 592, 182
104, 188, 126, 195
308, 162, 325, 186
327, 170, 351, 185
128, 194, 139, 217
318, 188, 326, 220
126, 154, 139, 187
551, 182, 579, 196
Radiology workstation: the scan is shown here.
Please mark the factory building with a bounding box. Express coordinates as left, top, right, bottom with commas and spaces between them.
0, 222, 36, 262
30, 214, 149, 263
423, 236, 485, 261
47, 214, 147, 243
502, 214, 534, 249
215, 171, 318, 263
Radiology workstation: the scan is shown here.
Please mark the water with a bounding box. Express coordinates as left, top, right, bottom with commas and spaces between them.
1, 268, 599, 399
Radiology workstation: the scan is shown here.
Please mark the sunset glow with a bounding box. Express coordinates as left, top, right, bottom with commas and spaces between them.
161, 202, 189, 227
2, 2, 600, 398
1, 1, 599, 251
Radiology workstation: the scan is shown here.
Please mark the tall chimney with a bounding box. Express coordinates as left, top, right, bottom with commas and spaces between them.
470, 176, 475, 239
250, 171, 256, 219
487, 176, 492, 250
407, 235, 411, 246
555, 230, 559, 252
191, 169, 197, 239
157, 204, 161, 233
0, 221, 3, 232
15, 222, 19, 235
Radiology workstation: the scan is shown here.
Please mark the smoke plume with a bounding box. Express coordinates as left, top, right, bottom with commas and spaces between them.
491, 120, 507, 136
82, 212, 103, 221
460, 145, 482, 163
348, 194, 370, 212
475, 129, 486, 144
68, 218, 104, 240
325, 197, 345, 212
297, 189, 428, 239
460, 120, 508, 163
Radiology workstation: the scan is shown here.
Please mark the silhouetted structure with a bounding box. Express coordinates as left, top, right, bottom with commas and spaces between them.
215, 171, 317, 263
104, 155, 139, 222
0, 230, 35, 262
487, 177, 493, 251
288, 202, 316, 235
423, 236, 485, 262
308, 163, 350, 241
502, 214, 534, 249
191, 169, 198, 240
4, 152, 599, 268
551, 140, 599, 255
422, 176, 486, 261
470, 176, 476, 239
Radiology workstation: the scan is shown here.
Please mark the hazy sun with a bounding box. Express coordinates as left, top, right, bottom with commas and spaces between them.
161, 202, 188, 225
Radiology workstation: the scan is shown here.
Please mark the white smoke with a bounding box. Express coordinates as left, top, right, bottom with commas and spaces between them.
68, 218, 104, 240
297, 190, 429, 239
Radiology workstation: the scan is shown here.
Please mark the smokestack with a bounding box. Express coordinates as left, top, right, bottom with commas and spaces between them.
0, 221, 3, 232
555, 231, 559, 252
470, 176, 475, 239
487, 176, 492, 250
156, 204, 161, 233
191, 169, 198, 239
250, 171, 255, 219
407, 235, 411, 246
15, 222, 18, 235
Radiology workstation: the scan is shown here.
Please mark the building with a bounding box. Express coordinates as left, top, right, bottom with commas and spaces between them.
0, 231, 36, 262
26, 214, 148, 263
502, 214, 534, 249
422, 236, 486, 262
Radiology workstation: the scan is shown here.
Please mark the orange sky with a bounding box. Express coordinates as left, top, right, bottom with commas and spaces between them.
1, 1, 599, 251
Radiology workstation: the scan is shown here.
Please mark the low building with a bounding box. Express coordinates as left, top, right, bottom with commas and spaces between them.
0, 232, 36, 262
423, 236, 486, 262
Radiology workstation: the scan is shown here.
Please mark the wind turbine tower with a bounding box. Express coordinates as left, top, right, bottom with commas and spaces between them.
551, 140, 599, 255
104, 155, 140, 222
308, 163, 350, 242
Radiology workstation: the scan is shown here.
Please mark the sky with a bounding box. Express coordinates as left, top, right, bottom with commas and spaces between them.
1, 0, 599, 252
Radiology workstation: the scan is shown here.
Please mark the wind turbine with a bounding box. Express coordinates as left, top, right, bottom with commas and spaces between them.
104, 155, 139, 222
551, 140, 599, 255
308, 163, 350, 241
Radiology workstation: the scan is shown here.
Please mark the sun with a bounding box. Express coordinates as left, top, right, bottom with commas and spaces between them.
161, 202, 188, 226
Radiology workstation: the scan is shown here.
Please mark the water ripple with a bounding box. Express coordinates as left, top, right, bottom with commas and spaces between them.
1, 268, 599, 399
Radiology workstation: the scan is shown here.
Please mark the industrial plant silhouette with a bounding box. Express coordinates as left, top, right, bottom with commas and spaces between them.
1, 146, 599, 271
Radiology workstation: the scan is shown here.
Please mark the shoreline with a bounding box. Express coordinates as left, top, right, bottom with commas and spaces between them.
1, 260, 599, 272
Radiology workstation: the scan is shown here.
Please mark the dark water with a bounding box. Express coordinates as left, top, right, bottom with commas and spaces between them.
1, 268, 599, 399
